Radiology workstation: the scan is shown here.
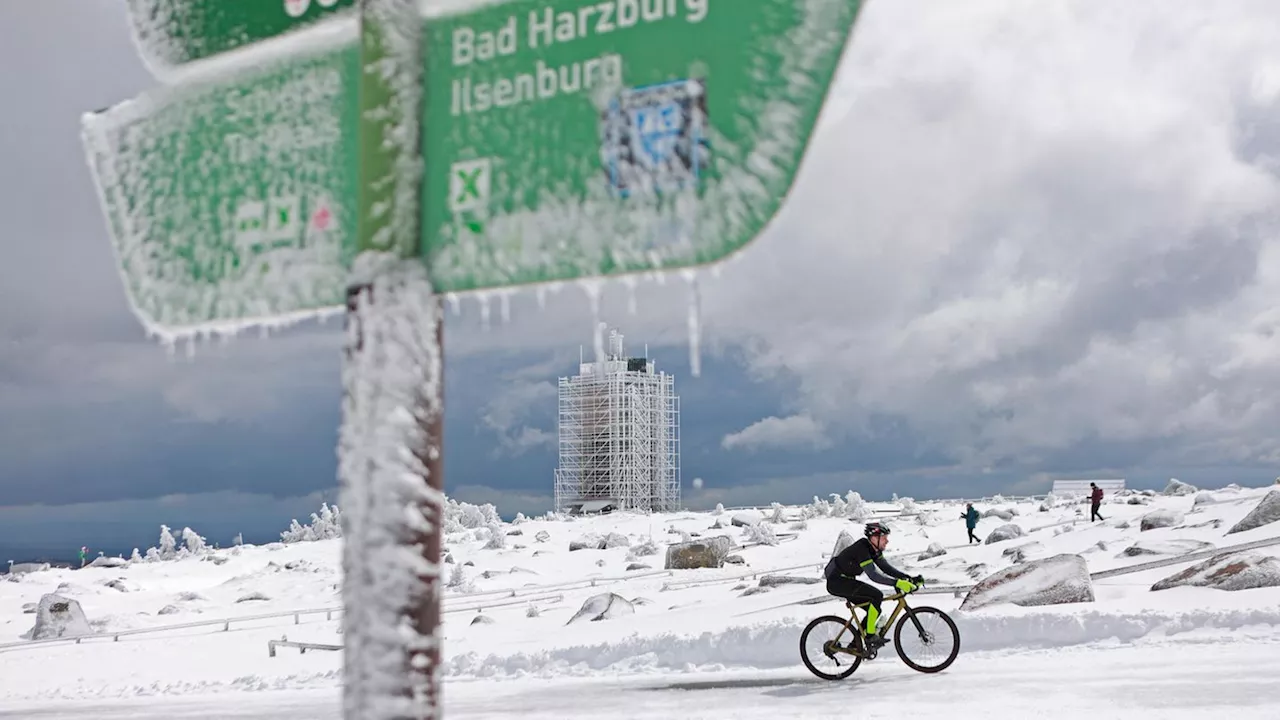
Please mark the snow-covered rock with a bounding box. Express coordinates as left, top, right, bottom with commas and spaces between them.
602, 532, 630, 549
960, 554, 1094, 611
984, 523, 1025, 544
534, 530, 551, 543
918, 542, 948, 561
569, 534, 605, 551
831, 530, 856, 558
1120, 539, 1215, 557
1140, 509, 1184, 531
1226, 490, 1280, 536
566, 592, 635, 624
87, 556, 128, 569
24, 594, 93, 640
470, 614, 495, 625
1002, 541, 1043, 564
1163, 478, 1198, 496
664, 536, 734, 570
1151, 551, 1280, 592
730, 511, 763, 527
982, 508, 1015, 521
1192, 492, 1223, 508
757, 575, 821, 588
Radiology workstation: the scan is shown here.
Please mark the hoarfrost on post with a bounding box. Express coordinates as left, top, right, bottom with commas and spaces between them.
339, 260, 444, 720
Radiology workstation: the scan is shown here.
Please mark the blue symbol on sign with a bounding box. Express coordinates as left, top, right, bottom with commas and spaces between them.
601, 79, 710, 199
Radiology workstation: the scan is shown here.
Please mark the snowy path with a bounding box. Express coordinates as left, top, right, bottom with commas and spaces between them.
7, 630, 1279, 719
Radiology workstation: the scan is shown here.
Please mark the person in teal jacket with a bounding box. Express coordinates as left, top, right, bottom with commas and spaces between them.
961, 504, 980, 544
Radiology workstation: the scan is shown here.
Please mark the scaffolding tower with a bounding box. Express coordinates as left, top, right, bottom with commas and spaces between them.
554, 328, 681, 514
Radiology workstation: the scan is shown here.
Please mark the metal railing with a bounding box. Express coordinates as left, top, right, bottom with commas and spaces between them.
267, 639, 342, 657
732, 533, 1280, 617
0, 606, 342, 652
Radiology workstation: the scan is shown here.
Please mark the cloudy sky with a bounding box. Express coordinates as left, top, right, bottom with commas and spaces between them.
4, 0, 1280, 561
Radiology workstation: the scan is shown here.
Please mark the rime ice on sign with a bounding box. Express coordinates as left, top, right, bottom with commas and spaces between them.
80, 32, 358, 340
420, 0, 866, 294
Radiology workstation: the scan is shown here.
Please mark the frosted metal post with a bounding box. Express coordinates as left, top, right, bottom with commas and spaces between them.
341, 1, 442, 718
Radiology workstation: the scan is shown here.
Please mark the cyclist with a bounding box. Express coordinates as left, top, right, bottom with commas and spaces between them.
824, 521, 923, 651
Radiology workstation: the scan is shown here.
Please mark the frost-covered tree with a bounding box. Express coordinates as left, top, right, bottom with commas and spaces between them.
447, 563, 473, 593
158, 525, 177, 559
444, 498, 502, 533
181, 527, 207, 555
280, 502, 344, 543
828, 493, 848, 516
129, 548, 142, 563
769, 502, 786, 523
483, 518, 507, 550
712, 503, 725, 516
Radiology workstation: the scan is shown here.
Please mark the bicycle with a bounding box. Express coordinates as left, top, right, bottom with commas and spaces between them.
799, 585, 960, 680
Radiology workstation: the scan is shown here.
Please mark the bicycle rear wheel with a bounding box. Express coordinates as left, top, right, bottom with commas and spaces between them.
893, 606, 960, 673
799, 615, 863, 680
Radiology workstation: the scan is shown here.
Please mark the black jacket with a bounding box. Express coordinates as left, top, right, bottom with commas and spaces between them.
825, 537, 911, 586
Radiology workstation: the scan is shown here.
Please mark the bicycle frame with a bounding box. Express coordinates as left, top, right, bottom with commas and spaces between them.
829, 590, 916, 656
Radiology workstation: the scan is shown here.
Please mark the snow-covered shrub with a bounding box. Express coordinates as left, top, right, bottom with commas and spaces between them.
484, 519, 507, 550
769, 502, 786, 523
895, 495, 919, 514
280, 503, 343, 543
828, 493, 848, 516
844, 491, 870, 521
129, 548, 142, 564
744, 522, 779, 546
805, 496, 832, 519
448, 563, 474, 593
627, 539, 660, 560
181, 527, 207, 555
511, 512, 529, 525
443, 499, 502, 534
712, 502, 725, 516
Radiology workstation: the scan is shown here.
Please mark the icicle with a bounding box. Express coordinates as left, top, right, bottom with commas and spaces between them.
477, 293, 491, 331
447, 293, 461, 316
499, 291, 512, 324
581, 279, 606, 367
622, 275, 638, 316
683, 269, 702, 378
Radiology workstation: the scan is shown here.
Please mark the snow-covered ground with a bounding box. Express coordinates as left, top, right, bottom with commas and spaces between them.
3, 482, 1280, 717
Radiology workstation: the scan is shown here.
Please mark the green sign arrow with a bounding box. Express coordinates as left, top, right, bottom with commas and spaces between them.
82, 28, 360, 334
420, 0, 865, 293
124, 0, 357, 74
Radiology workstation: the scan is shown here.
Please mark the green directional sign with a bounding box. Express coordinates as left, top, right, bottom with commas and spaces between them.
420, 0, 865, 293
83, 0, 864, 335
124, 0, 357, 73
81, 37, 360, 333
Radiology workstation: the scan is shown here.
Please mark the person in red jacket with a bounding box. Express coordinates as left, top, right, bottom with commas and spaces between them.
1089, 482, 1104, 522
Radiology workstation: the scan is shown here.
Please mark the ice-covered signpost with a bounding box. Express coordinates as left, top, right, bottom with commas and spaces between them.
83, 0, 866, 717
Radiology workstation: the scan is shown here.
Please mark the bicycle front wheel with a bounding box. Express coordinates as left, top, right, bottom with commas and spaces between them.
799, 615, 863, 680
893, 606, 960, 673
